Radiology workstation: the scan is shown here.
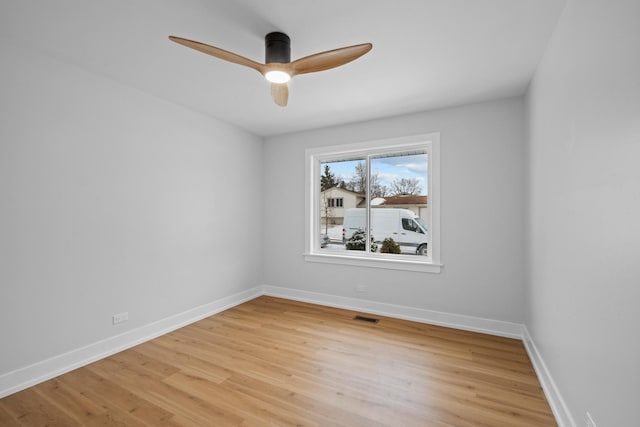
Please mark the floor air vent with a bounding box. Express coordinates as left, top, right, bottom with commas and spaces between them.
353, 315, 379, 324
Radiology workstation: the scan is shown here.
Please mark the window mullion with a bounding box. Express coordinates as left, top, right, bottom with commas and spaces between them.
365, 155, 371, 253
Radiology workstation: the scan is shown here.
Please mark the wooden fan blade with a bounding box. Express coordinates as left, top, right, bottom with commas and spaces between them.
169, 35, 265, 75
290, 43, 372, 76
271, 83, 289, 107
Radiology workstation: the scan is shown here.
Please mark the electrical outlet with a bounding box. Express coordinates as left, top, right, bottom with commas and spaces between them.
355, 284, 367, 293
586, 412, 597, 427
112, 312, 128, 325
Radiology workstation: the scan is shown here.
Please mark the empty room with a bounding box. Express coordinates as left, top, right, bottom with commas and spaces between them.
1, 1, 638, 426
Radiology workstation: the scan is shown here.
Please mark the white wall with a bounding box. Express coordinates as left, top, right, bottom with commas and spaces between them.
0, 38, 263, 375
526, 0, 640, 425
264, 97, 527, 323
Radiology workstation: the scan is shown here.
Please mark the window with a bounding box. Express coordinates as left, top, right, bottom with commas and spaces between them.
327, 198, 343, 208
305, 133, 441, 273
402, 218, 420, 233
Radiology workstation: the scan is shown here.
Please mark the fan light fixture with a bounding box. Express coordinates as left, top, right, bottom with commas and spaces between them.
168, 31, 372, 107
265, 70, 291, 84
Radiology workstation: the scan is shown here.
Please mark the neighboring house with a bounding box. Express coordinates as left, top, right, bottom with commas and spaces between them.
321, 188, 429, 225
358, 194, 428, 221
320, 187, 365, 225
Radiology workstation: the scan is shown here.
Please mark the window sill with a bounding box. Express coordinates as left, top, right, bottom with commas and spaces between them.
304, 252, 442, 273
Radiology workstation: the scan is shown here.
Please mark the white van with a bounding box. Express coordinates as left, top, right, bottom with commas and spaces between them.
343, 208, 429, 255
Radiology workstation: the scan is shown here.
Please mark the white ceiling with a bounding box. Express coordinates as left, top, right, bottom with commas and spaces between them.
0, 0, 565, 137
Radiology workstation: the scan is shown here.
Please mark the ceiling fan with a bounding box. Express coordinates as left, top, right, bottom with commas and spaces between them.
168, 32, 372, 107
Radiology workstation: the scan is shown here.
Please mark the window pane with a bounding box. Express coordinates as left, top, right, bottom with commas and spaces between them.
319, 158, 366, 253
370, 151, 429, 256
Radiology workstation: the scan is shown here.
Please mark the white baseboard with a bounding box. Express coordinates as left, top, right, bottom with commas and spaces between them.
522, 326, 576, 427
0, 286, 262, 399
262, 285, 524, 339
0, 283, 573, 427
263, 285, 576, 427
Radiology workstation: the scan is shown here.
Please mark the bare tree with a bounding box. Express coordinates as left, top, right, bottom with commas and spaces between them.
370, 177, 388, 198
321, 189, 334, 234
346, 161, 387, 197
349, 162, 367, 193
390, 178, 422, 195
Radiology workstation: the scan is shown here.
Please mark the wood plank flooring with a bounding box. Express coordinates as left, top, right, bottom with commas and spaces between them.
0, 296, 557, 426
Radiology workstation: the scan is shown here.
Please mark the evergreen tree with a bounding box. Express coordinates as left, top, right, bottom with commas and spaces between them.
320, 164, 338, 191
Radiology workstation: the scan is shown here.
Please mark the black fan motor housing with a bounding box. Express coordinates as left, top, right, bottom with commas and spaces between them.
265, 32, 291, 64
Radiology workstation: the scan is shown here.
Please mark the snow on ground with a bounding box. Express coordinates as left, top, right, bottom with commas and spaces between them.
321, 225, 344, 241
320, 224, 428, 256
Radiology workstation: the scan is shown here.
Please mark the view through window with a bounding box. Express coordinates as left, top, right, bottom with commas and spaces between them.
319, 150, 430, 258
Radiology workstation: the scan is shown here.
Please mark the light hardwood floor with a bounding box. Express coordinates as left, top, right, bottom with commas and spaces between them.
0, 296, 557, 426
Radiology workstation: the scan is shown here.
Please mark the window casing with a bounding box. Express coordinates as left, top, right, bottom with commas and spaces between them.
305, 133, 441, 273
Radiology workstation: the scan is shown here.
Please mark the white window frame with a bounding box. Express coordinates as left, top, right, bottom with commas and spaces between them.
304, 133, 441, 273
